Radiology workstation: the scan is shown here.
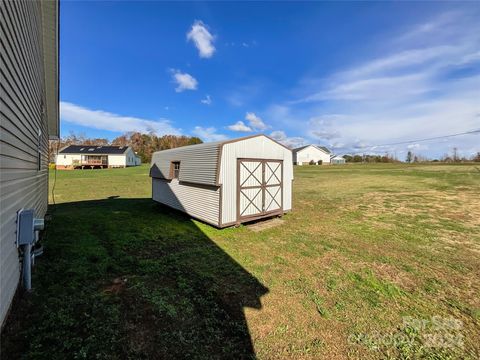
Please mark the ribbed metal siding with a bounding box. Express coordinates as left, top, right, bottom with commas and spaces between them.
150, 141, 221, 186
219, 136, 293, 225
152, 179, 220, 226
0, 0, 50, 325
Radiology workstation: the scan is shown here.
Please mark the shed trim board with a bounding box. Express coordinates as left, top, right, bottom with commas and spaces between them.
150, 135, 293, 228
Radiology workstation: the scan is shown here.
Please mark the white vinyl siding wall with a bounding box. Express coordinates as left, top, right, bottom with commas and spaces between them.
108, 154, 126, 167
125, 148, 136, 166
0, 0, 56, 325
56, 154, 80, 166
294, 145, 331, 165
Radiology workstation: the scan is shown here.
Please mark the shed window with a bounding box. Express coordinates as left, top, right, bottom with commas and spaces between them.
172, 161, 180, 179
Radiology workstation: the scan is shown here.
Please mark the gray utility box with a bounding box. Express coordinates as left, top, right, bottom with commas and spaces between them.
16, 209, 44, 247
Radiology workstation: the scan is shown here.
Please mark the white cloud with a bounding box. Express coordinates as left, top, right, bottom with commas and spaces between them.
192, 126, 228, 142
269, 130, 306, 149
280, 9, 480, 157
171, 70, 198, 92
187, 20, 216, 58
227, 121, 252, 132
60, 101, 180, 135
201, 95, 212, 105
245, 112, 268, 131
407, 143, 429, 150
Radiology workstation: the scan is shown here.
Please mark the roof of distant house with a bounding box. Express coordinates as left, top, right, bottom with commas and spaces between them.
59, 145, 131, 155
293, 144, 331, 154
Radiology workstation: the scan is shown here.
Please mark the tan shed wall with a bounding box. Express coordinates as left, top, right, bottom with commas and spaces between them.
0, 0, 53, 325
152, 179, 220, 226
219, 136, 293, 225
150, 142, 220, 186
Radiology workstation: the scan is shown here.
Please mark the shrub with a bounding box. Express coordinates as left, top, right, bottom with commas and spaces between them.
309, 160, 316, 165
317, 160, 323, 165
49, 163, 56, 170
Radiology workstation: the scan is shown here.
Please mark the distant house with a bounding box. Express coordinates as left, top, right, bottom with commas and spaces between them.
56, 145, 141, 169
331, 155, 346, 165
292, 145, 331, 165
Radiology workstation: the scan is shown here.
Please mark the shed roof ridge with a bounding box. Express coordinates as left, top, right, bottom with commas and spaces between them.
152, 134, 292, 155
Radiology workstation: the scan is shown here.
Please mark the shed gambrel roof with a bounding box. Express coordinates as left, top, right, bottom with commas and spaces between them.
293, 144, 331, 154
150, 134, 290, 186
59, 145, 131, 155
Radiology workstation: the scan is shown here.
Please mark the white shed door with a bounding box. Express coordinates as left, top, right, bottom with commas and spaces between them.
237, 159, 283, 221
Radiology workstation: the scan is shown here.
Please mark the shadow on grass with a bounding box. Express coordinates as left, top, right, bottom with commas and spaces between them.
1, 198, 268, 359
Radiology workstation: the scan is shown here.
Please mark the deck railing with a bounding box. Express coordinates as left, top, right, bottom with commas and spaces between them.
72, 159, 108, 166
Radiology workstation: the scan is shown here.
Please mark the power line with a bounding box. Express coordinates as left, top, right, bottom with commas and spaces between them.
361, 128, 480, 149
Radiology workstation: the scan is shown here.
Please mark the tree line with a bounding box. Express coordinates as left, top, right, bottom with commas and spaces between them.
342, 154, 400, 163
49, 132, 203, 163
342, 150, 480, 163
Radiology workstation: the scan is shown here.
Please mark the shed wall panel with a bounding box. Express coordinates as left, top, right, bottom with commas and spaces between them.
150, 142, 220, 186
152, 179, 220, 226
219, 136, 293, 225
0, 0, 54, 326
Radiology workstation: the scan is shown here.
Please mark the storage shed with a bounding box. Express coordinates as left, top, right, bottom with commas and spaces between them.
150, 134, 293, 227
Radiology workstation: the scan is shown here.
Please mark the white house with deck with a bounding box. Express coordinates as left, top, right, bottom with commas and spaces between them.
56, 145, 141, 169
150, 134, 293, 228
293, 145, 331, 165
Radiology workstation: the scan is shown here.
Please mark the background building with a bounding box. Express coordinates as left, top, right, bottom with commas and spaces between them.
292, 145, 331, 165
56, 145, 141, 169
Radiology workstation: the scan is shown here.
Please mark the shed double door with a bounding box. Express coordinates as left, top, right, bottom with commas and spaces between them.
237, 159, 283, 221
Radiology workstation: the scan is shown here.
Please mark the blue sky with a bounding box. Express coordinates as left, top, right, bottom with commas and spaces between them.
60, 1, 480, 158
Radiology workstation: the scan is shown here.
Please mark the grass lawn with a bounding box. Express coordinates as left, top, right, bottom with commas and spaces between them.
1, 163, 479, 359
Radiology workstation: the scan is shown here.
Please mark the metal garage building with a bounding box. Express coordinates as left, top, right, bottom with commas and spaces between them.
150, 134, 293, 227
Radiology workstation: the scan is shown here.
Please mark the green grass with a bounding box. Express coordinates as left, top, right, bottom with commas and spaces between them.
1, 163, 479, 359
